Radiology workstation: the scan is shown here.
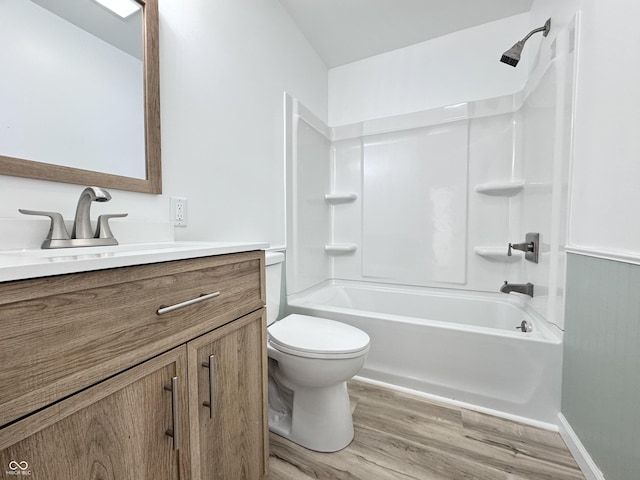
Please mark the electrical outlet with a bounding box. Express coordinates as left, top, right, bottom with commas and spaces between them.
170, 197, 187, 227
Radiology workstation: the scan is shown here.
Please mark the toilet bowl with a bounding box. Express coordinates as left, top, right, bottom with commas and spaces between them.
265, 252, 370, 452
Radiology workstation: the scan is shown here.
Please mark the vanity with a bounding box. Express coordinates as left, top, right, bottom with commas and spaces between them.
0, 242, 269, 480
0, 0, 269, 476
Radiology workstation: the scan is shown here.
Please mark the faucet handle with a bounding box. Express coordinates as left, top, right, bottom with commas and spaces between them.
508, 241, 532, 256
19, 209, 71, 240
95, 213, 128, 240
507, 233, 540, 263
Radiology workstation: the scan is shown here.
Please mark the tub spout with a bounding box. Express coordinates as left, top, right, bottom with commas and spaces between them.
500, 281, 534, 297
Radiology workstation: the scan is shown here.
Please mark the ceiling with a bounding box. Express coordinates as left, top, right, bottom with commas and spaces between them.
278, 0, 533, 68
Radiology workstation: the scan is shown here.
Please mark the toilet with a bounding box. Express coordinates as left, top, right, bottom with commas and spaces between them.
265, 251, 370, 452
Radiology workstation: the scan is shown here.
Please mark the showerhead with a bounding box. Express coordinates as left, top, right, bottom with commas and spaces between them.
500, 18, 551, 68
500, 41, 525, 67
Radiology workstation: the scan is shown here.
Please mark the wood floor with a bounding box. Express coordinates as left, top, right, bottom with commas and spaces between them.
269, 380, 585, 480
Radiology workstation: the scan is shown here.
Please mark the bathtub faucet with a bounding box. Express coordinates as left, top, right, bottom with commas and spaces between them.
500, 281, 534, 297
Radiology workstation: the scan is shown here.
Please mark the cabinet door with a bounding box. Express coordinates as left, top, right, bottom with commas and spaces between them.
187, 309, 268, 480
0, 347, 190, 480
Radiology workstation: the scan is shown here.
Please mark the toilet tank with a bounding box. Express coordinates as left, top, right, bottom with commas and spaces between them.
265, 251, 285, 326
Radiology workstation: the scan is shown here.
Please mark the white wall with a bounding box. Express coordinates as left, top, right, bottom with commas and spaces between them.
328, 14, 530, 126
560, 0, 640, 259
160, 0, 327, 247
0, 0, 327, 249
532, 0, 640, 259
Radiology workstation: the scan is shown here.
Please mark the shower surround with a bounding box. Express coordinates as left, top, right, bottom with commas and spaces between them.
284, 18, 576, 425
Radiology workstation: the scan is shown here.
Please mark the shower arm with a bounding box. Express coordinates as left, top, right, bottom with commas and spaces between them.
521, 26, 546, 43
520, 18, 551, 43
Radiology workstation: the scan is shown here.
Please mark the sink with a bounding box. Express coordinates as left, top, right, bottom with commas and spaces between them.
0, 217, 269, 283
2, 242, 217, 259
0, 241, 269, 282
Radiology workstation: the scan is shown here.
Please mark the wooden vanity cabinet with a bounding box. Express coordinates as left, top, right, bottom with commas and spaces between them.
188, 309, 268, 480
0, 251, 268, 480
0, 347, 191, 480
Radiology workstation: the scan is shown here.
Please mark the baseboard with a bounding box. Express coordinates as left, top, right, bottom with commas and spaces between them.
557, 413, 606, 480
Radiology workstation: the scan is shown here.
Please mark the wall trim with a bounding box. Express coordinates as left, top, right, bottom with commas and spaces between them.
566, 246, 640, 266
557, 413, 606, 480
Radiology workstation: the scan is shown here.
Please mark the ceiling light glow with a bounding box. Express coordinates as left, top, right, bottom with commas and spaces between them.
94, 0, 141, 19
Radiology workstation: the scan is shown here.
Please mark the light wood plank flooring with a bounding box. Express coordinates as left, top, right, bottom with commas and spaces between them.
269, 380, 585, 480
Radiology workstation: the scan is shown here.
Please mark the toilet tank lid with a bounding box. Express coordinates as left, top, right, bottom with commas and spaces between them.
265, 251, 285, 266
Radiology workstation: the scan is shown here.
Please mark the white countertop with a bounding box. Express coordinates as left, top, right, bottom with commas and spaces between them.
0, 241, 269, 283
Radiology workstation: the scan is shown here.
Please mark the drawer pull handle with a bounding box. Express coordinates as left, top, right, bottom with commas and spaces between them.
201, 354, 215, 418
157, 291, 221, 315
164, 376, 181, 450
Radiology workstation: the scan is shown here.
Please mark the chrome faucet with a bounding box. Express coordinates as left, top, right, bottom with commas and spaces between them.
500, 281, 534, 297
72, 186, 112, 239
19, 186, 127, 249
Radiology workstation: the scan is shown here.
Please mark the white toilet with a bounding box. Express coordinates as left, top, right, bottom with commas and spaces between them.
265, 251, 370, 452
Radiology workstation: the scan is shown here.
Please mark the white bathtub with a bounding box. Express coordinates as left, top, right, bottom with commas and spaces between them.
286, 281, 562, 425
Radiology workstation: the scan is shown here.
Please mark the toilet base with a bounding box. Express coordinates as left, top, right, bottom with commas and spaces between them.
269, 376, 355, 452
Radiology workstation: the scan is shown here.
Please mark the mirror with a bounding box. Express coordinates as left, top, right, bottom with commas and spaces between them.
0, 0, 161, 194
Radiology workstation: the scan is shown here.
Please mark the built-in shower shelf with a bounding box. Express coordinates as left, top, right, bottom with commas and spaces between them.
474, 246, 523, 262
324, 193, 358, 204
324, 243, 358, 254
474, 181, 524, 196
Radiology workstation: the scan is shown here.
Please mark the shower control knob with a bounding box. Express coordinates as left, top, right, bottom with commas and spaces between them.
507, 233, 540, 263
508, 241, 533, 256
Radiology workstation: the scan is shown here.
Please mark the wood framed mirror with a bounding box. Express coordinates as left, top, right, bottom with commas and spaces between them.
0, 0, 161, 194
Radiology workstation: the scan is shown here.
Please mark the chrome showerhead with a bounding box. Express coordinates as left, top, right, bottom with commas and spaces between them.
500, 18, 551, 68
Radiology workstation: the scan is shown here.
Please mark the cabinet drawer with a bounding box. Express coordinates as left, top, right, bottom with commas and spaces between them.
0, 250, 265, 427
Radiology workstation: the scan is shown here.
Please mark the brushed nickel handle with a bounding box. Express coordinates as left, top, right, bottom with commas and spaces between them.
157, 291, 220, 315
18, 209, 71, 240
201, 354, 215, 418
164, 376, 180, 450
95, 213, 128, 239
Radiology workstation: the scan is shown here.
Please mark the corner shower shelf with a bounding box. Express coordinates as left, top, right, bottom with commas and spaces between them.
474, 246, 523, 262
324, 193, 358, 204
474, 181, 524, 196
324, 243, 358, 254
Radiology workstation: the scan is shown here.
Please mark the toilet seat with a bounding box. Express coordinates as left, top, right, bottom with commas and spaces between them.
268, 314, 370, 359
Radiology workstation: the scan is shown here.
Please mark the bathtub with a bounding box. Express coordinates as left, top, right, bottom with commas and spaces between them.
286, 281, 562, 425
